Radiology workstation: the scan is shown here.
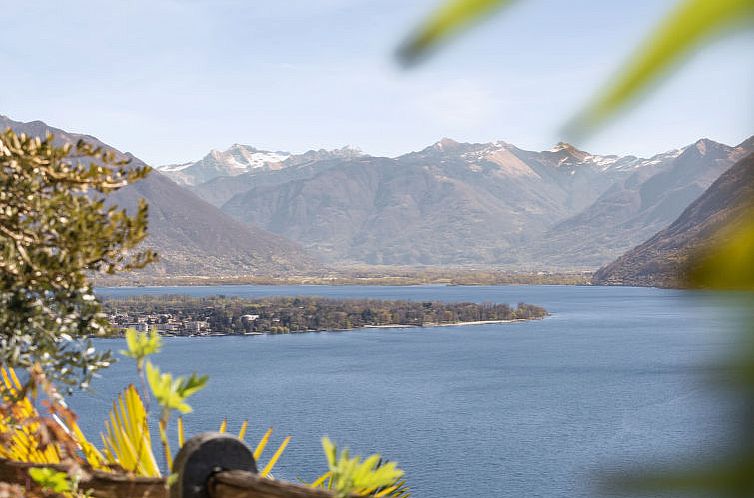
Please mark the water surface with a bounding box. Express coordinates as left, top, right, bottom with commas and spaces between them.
77, 285, 739, 497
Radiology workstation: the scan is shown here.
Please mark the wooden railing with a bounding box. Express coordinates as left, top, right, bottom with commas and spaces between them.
0, 433, 339, 498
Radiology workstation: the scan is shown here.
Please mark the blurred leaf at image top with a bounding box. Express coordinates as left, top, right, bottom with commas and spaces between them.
399, 0, 754, 137
397, 0, 513, 63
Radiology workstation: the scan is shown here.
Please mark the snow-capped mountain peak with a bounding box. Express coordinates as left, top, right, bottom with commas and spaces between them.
158, 144, 364, 186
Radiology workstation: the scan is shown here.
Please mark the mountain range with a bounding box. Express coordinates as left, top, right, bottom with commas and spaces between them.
159, 144, 363, 187
593, 150, 754, 287
166, 136, 752, 268
4, 113, 751, 279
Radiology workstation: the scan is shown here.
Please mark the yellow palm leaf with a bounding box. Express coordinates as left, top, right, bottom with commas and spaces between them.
100, 385, 160, 477
259, 436, 291, 477
253, 427, 273, 461
238, 420, 248, 441
0, 368, 60, 464
310, 471, 332, 488
178, 419, 288, 478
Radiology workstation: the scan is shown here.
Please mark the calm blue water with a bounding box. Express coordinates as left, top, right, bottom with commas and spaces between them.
75, 285, 741, 497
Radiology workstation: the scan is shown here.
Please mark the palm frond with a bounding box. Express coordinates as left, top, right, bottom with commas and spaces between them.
100, 384, 161, 477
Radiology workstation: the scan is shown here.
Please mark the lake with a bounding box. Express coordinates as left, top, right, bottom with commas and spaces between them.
77, 285, 742, 497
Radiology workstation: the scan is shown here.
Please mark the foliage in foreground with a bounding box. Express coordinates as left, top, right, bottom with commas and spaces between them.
0, 329, 408, 496
0, 129, 156, 390
311, 437, 409, 498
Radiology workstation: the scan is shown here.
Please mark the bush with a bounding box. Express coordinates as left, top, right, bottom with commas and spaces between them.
0, 129, 156, 390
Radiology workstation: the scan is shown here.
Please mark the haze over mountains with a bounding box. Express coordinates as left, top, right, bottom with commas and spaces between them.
164, 136, 752, 268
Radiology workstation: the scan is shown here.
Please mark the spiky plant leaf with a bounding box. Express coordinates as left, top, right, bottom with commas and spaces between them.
100, 385, 160, 477
260, 436, 291, 478
315, 437, 408, 498
1, 367, 106, 468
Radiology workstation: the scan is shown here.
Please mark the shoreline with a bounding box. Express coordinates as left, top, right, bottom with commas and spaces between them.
363, 318, 536, 328
100, 316, 548, 339
102, 296, 548, 338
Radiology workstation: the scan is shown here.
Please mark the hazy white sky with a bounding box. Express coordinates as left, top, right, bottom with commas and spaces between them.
1, 0, 751, 164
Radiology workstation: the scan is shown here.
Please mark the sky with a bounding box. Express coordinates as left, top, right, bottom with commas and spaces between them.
0, 0, 752, 165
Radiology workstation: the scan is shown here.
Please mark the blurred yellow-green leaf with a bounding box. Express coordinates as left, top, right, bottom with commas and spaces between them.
397, 0, 512, 64
399, 0, 754, 136
569, 0, 754, 136
146, 361, 208, 415
687, 214, 754, 290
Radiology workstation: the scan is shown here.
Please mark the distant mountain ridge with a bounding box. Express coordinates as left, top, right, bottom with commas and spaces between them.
526, 138, 750, 266
0, 115, 316, 277
592, 152, 754, 287
5, 112, 751, 273
158, 143, 363, 186
190, 136, 751, 267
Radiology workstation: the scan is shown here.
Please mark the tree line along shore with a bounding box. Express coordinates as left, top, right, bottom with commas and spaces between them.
102, 296, 548, 336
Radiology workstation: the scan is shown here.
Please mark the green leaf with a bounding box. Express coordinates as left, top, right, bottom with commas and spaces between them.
28, 467, 72, 493
318, 437, 406, 498
121, 327, 162, 368
145, 361, 207, 416
397, 0, 513, 64
322, 436, 337, 468
398, 0, 754, 139
567, 0, 754, 136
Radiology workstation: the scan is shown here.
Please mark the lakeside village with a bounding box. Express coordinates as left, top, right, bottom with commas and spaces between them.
103, 295, 549, 337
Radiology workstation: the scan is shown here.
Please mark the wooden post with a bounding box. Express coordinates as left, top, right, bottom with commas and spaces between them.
171, 432, 257, 498
172, 433, 338, 498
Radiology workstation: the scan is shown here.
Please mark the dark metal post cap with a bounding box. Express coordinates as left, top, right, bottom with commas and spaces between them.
170, 432, 258, 498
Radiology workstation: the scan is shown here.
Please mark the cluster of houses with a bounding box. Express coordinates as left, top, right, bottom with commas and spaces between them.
106, 311, 213, 336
